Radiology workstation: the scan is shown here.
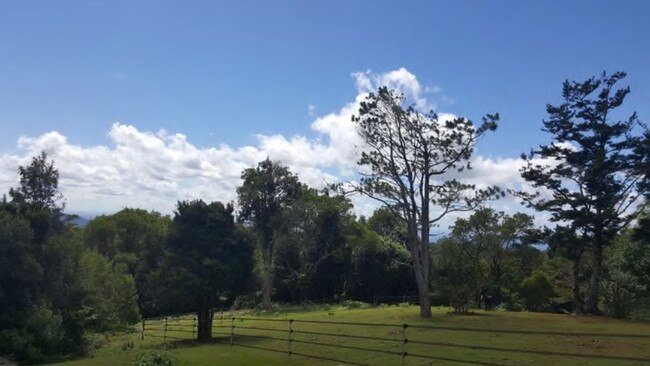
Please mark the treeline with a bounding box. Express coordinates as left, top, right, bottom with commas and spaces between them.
0, 154, 415, 362
0, 154, 140, 363
1, 71, 649, 363
432, 207, 650, 318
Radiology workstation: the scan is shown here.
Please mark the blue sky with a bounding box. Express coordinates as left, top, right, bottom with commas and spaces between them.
0, 1, 649, 221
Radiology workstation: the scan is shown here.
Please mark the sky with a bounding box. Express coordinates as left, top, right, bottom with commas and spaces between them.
0, 1, 649, 227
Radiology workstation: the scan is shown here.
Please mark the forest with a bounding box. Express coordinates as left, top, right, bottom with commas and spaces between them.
0, 71, 649, 364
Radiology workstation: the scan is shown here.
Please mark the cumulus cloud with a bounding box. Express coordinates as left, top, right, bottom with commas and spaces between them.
0, 68, 541, 229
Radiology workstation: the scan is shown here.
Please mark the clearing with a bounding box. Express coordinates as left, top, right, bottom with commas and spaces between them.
51, 305, 650, 366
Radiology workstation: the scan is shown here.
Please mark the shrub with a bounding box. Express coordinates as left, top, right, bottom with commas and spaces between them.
340, 300, 370, 309
136, 350, 176, 366
499, 288, 524, 311
519, 271, 554, 311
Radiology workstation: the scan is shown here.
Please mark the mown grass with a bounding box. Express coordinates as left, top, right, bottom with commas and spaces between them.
50, 305, 650, 366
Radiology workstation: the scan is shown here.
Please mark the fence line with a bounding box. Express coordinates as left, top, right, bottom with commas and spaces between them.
141, 314, 650, 365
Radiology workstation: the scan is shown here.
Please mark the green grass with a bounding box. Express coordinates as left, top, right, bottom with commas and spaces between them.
50, 305, 650, 366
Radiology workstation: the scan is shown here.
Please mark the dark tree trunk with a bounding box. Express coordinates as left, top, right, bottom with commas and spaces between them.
261, 251, 273, 309
585, 244, 603, 314
572, 259, 584, 314
261, 230, 274, 309
197, 307, 213, 342
414, 266, 431, 318
412, 237, 431, 318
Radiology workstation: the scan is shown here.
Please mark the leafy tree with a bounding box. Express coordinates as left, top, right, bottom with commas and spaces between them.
237, 158, 301, 308
160, 200, 254, 341
367, 207, 407, 244
547, 227, 588, 312
352, 87, 501, 317
9, 151, 63, 211
432, 237, 479, 313
83, 208, 170, 316
514, 72, 649, 314
0, 152, 87, 362
78, 251, 140, 330
540, 256, 575, 312
273, 188, 352, 302
519, 271, 555, 311
432, 208, 543, 310
1, 152, 142, 362
84, 216, 119, 257
603, 228, 650, 318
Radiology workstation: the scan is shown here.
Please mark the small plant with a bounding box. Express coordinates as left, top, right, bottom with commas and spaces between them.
121, 340, 134, 351
135, 350, 176, 366
340, 300, 369, 309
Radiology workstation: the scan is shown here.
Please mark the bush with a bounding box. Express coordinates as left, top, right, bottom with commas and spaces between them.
136, 350, 176, 366
519, 271, 554, 311
340, 300, 370, 309
498, 289, 524, 311
231, 294, 260, 310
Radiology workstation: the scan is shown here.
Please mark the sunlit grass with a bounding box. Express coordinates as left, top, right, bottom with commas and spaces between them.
51, 305, 650, 366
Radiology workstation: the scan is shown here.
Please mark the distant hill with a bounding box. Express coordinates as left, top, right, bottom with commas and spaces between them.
68, 215, 90, 228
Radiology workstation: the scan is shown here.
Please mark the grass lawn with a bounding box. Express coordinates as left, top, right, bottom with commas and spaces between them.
50, 305, 650, 366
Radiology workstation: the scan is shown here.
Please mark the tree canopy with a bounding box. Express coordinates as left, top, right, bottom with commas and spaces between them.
514, 71, 649, 314
352, 86, 502, 317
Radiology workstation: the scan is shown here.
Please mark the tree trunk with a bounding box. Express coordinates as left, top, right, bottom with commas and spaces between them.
262, 265, 272, 308
413, 255, 431, 318
197, 307, 213, 342
585, 244, 603, 314
261, 231, 274, 309
571, 259, 583, 314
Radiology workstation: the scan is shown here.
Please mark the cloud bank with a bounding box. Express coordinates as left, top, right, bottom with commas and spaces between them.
0, 68, 541, 228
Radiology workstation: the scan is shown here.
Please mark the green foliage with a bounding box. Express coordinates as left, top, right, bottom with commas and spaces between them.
273, 188, 351, 301
515, 71, 649, 314
158, 200, 254, 340
540, 256, 575, 312
433, 237, 479, 313
135, 350, 176, 366
602, 229, 650, 318
83, 208, 170, 317
237, 158, 301, 308
432, 208, 544, 312
352, 86, 501, 317
0, 153, 145, 363
519, 271, 554, 311
8, 151, 63, 211
497, 289, 525, 312
78, 251, 140, 330
272, 194, 415, 303
344, 221, 414, 299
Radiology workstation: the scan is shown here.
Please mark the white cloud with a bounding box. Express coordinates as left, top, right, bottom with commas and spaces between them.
352, 67, 437, 111
0, 68, 541, 229
307, 104, 317, 117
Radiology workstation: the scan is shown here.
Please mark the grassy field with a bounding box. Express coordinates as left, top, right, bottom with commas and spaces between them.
50, 305, 650, 366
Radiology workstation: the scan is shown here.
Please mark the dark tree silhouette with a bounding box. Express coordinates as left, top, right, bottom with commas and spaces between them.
9, 151, 63, 211
162, 200, 254, 341
514, 72, 649, 314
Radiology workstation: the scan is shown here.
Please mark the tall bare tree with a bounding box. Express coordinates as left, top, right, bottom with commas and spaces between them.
352, 87, 501, 318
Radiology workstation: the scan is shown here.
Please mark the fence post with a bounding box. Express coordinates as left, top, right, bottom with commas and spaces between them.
230, 317, 235, 348
288, 319, 294, 356
401, 323, 408, 366
141, 319, 145, 340
164, 317, 168, 341
191, 316, 196, 345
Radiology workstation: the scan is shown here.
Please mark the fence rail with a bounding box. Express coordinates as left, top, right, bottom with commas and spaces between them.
141, 313, 650, 365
